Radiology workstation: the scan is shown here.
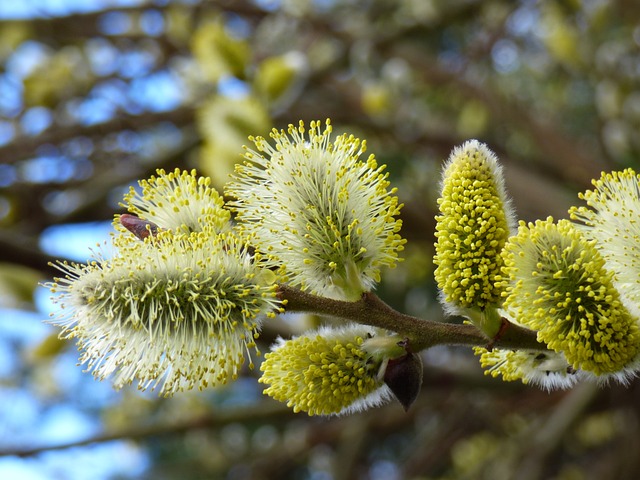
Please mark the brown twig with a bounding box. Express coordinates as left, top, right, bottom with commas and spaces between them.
0, 401, 291, 458
277, 284, 545, 352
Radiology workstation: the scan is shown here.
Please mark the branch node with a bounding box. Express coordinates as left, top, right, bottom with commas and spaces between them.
486, 316, 511, 351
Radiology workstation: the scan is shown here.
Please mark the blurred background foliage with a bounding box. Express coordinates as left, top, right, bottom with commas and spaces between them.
2, 0, 640, 479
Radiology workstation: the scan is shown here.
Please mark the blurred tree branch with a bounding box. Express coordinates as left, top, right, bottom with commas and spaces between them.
0, 401, 292, 458
0, 107, 195, 164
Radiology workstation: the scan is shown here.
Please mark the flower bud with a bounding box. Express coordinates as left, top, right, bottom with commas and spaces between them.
259, 325, 392, 416
434, 140, 515, 319
383, 351, 423, 411
119, 214, 159, 240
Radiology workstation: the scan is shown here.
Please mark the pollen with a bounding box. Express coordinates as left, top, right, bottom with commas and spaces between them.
225, 119, 405, 301
259, 325, 390, 416
434, 140, 515, 311
122, 168, 230, 234
473, 346, 581, 390
45, 226, 282, 395
570, 168, 640, 320
501, 218, 640, 375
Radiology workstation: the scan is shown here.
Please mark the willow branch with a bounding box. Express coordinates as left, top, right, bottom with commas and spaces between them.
0, 107, 195, 164
0, 401, 291, 458
277, 284, 545, 352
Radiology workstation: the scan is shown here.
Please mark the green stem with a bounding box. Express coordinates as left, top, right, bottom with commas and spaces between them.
277, 284, 545, 352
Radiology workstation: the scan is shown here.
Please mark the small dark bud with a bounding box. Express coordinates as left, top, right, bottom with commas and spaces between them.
383, 352, 423, 412
120, 214, 160, 240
